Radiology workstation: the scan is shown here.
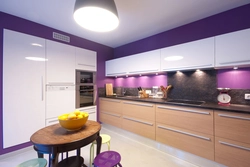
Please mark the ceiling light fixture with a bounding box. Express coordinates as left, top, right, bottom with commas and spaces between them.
73, 0, 119, 32
164, 56, 183, 61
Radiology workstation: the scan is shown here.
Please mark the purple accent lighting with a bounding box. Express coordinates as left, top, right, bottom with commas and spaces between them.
114, 74, 167, 87
217, 68, 250, 89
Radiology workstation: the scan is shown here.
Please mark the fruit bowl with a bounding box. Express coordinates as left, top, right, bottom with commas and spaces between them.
58, 111, 89, 131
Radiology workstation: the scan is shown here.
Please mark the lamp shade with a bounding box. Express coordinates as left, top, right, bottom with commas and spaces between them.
74, 0, 119, 32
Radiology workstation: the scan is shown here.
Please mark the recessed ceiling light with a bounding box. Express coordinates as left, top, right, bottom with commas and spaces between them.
25, 57, 48, 61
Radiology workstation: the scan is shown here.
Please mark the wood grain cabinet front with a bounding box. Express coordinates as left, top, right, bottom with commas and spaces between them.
156, 105, 214, 135
156, 104, 214, 160
215, 110, 250, 144
122, 101, 156, 140
215, 110, 250, 167
99, 98, 123, 128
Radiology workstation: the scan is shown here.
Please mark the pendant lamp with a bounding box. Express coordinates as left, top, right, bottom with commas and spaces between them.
74, 0, 119, 32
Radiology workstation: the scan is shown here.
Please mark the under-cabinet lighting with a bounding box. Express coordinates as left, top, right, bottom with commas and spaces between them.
25, 57, 48, 61
156, 73, 158, 75
164, 56, 183, 61
233, 67, 238, 70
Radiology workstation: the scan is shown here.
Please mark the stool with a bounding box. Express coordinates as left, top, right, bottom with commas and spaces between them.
17, 158, 47, 167
93, 151, 122, 167
58, 156, 85, 167
90, 134, 111, 167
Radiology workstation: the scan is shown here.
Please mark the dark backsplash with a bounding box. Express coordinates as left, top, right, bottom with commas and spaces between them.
99, 69, 250, 105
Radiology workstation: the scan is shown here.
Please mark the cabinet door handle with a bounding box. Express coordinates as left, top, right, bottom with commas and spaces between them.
123, 116, 153, 126
124, 101, 154, 107
129, 69, 159, 74
101, 98, 121, 103
41, 76, 44, 101
218, 114, 250, 121
157, 125, 211, 141
78, 63, 95, 67
157, 106, 210, 115
88, 111, 96, 114
79, 106, 96, 110
219, 141, 250, 151
48, 119, 58, 123
162, 64, 212, 71
102, 111, 121, 118
219, 60, 250, 65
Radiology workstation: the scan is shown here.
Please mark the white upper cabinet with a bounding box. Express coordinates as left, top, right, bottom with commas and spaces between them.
128, 49, 161, 74
3, 29, 45, 148
215, 28, 250, 68
46, 40, 75, 84
75, 47, 97, 71
106, 49, 161, 76
160, 37, 215, 71
106, 57, 128, 76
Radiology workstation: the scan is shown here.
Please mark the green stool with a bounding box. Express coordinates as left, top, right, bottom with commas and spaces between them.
90, 134, 111, 167
17, 158, 47, 167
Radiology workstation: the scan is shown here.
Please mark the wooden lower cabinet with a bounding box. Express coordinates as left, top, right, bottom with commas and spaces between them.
99, 98, 123, 128
156, 123, 214, 160
122, 100, 156, 140
215, 137, 250, 167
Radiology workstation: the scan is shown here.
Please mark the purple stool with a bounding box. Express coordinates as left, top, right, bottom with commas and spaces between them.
93, 151, 122, 167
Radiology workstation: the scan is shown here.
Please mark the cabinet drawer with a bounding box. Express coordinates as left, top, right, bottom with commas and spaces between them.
156, 105, 214, 135
100, 111, 122, 128
99, 98, 122, 114
122, 116, 155, 140
215, 111, 250, 144
156, 123, 214, 160
123, 101, 155, 121
215, 137, 250, 167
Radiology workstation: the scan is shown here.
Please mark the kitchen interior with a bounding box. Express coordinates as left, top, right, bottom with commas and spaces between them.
1, 1, 250, 167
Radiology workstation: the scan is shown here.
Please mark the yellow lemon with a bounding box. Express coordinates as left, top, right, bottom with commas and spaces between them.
59, 115, 68, 120
68, 113, 77, 120
77, 114, 83, 119
74, 110, 81, 116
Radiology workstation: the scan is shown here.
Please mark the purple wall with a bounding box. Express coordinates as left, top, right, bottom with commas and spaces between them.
114, 74, 167, 88
217, 67, 250, 89
0, 12, 113, 155
113, 4, 250, 89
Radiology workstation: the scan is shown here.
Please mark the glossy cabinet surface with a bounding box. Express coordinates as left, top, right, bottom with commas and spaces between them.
78, 106, 97, 121
75, 47, 97, 71
160, 37, 214, 71
3, 29, 46, 148
46, 40, 75, 84
105, 49, 161, 76
215, 28, 250, 68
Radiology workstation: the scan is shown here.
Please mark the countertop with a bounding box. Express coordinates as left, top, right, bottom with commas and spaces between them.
100, 96, 250, 114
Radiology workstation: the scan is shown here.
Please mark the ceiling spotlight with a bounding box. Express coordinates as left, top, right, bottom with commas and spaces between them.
73, 0, 119, 32
233, 67, 238, 70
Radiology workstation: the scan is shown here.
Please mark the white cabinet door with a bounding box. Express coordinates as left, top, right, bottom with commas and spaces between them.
46, 85, 75, 119
77, 106, 97, 121
75, 47, 97, 71
128, 49, 161, 74
106, 57, 128, 76
46, 40, 75, 84
3, 29, 46, 148
215, 28, 250, 68
161, 37, 215, 71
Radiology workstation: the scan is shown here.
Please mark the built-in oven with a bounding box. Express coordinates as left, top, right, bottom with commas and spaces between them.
76, 70, 96, 108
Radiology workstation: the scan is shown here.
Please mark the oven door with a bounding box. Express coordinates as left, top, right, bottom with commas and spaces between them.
76, 85, 96, 108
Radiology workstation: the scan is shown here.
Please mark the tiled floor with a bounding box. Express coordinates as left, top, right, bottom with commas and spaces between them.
0, 124, 221, 167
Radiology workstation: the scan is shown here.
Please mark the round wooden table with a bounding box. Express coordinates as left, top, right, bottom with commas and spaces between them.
30, 120, 102, 167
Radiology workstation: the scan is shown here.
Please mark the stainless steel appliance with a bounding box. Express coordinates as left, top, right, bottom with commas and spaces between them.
76, 70, 96, 108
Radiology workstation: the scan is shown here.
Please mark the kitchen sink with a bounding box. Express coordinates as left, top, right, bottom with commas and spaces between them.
167, 99, 205, 106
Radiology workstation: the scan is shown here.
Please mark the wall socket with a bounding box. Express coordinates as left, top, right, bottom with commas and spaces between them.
245, 94, 250, 100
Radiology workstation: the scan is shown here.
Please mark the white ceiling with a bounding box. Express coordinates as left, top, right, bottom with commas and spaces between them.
1, 0, 250, 48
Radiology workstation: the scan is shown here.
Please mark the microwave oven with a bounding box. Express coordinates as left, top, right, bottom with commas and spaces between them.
76, 70, 96, 84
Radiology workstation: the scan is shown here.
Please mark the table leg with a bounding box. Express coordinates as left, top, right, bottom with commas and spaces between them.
96, 134, 102, 155
37, 152, 44, 158
50, 148, 59, 167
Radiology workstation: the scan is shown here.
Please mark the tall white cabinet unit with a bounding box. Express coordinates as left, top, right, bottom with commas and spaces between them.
215, 28, 250, 68
3, 29, 46, 148
160, 37, 215, 71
